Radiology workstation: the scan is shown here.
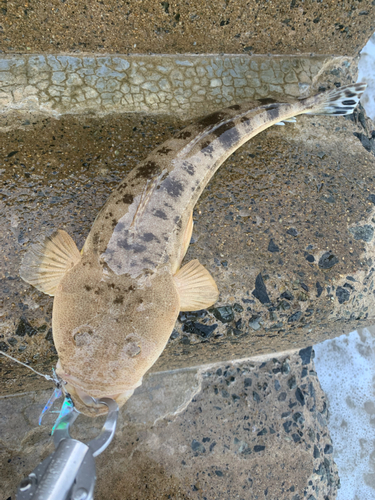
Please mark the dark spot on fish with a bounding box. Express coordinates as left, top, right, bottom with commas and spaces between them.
227, 104, 241, 110
114, 296, 124, 305
267, 107, 280, 121
112, 219, 118, 228
342, 99, 356, 106
258, 97, 278, 105
199, 110, 226, 128
174, 216, 179, 223
84, 285, 92, 291
108, 283, 116, 289
156, 146, 173, 155
240, 116, 250, 124
345, 90, 356, 98
93, 233, 100, 246
117, 239, 146, 253
142, 257, 155, 265
176, 129, 192, 140
201, 140, 214, 155
94, 289, 101, 295
154, 209, 168, 219
128, 285, 135, 291
117, 183, 127, 192
163, 177, 184, 198
122, 194, 134, 204
182, 162, 195, 176
135, 160, 160, 179
213, 121, 240, 148
142, 232, 157, 242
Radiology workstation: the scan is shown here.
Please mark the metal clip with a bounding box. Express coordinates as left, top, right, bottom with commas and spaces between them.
16, 397, 119, 500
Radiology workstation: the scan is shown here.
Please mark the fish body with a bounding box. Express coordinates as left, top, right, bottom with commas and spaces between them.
20, 83, 366, 415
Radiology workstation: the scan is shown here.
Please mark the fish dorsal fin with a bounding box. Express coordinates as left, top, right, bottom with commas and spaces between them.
174, 259, 219, 311
20, 230, 81, 296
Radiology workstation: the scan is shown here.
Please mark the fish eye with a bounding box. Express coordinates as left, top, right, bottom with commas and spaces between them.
72, 325, 94, 346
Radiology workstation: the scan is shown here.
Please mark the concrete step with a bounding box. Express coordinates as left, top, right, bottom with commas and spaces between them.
0, 347, 339, 500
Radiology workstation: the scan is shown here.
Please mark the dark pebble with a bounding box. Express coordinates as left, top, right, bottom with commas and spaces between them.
252, 273, 270, 304
179, 309, 207, 322
292, 412, 305, 425
253, 445, 265, 452
314, 445, 320, 458
244, 378, 252, 388
233, 302, 244, 313
268, 239, 280, 252
316, 281, 323, 297
182, 321, 217, 339
7, 337, 17, 346
301, 283, 309, 292
301, 368, 308, 378
295, 388, 305, 406
287, 228, 298, 237
253, 391, 260, 402
170, 329, 179, 340
0, 341, 8, 352
278, 392, 287, 402
274, 380, 281, 391
211, 306, 234, 323
292, 433, 301, 443
336, 286, 350, 304
288, 311, 302, 323
318, 251, 338, 269
281, 359, 291, 374
305, 254, 315, 263
283, 421, 292, 433
349, 224, 374, 242
209, 442, 217, 452
280, 290, 294, 301
191, 440, 206, 453
257, 428, 267, 436
215, 470, 223, 477
288, 376, 297, 389
368, 194, 375, 204
299, 346, 313, 365
15, 318, 38, 337
324, 444, 333, 454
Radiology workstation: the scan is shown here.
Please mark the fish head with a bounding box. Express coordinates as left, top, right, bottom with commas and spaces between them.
53, 255, 180, 416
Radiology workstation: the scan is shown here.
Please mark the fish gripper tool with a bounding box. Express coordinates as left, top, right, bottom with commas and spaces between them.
16, 397, 119, 500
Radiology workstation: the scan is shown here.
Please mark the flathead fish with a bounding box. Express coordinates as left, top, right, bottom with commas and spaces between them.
20, 83, 366, 415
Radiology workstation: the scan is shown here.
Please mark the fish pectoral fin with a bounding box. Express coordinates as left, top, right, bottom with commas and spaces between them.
20, 229, 81, 296
173, 259, 219, 312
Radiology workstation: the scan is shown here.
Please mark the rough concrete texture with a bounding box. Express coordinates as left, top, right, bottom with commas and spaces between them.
0, 53, 358, 117
1, 349, 339, 500
0, 0, 374, 57
1, 104, 375, 393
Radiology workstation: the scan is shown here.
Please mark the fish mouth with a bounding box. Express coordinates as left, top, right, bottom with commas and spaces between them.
55, 360, 137, 416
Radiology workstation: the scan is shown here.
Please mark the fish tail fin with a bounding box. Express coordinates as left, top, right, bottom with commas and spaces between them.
302, 82, 367, 116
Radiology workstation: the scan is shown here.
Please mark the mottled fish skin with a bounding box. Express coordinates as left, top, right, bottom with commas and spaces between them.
84, 98, 308, 278
45, 85, 365, 415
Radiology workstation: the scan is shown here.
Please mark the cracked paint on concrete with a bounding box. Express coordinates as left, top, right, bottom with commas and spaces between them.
0, 54, 355, 117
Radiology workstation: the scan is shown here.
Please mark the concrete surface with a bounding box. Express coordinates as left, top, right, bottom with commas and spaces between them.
0, 348, 339, 500
1, 105, 375, 394
0, 0, 374, 56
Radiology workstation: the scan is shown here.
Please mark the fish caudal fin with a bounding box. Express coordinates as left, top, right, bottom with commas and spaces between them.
303, 82, 367, 116
174, 259, 219, 311
20, 230, 81, 296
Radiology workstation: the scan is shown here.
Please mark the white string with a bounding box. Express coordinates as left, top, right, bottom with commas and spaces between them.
0, 350, 55, 382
